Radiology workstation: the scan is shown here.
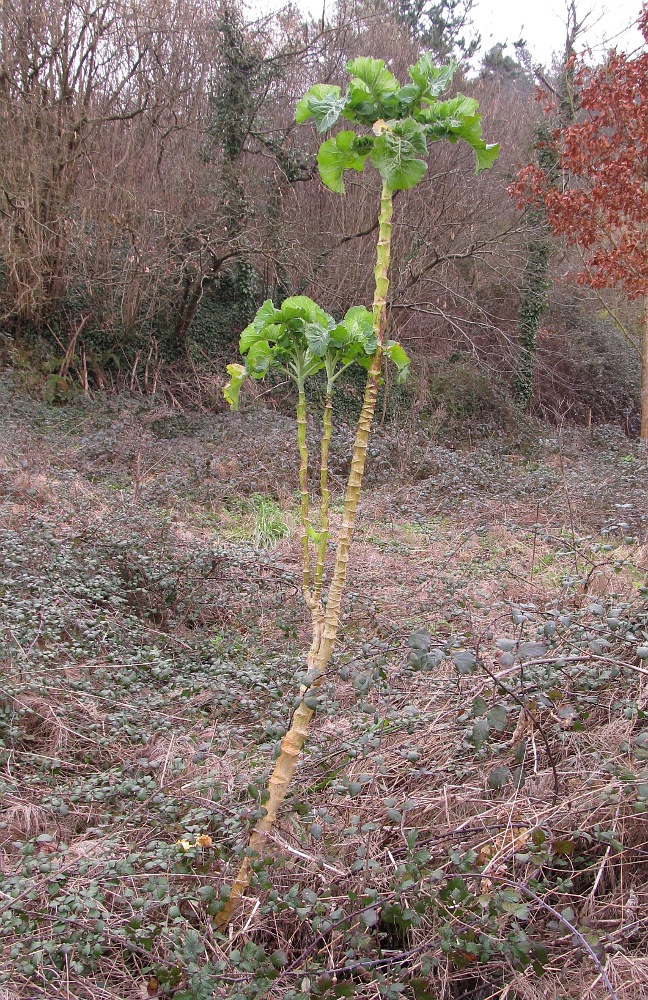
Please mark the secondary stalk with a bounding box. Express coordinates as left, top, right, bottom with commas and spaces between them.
215, 184, 394, 929
296, 384, 313, 604
313, 393, 333, 603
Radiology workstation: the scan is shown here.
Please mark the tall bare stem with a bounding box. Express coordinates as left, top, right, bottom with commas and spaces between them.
215, 184, 394, 929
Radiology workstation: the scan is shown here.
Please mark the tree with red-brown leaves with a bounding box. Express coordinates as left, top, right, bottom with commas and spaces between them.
511, 5, 648, 439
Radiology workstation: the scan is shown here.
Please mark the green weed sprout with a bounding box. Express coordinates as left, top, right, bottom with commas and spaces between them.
218, 54, 498, 925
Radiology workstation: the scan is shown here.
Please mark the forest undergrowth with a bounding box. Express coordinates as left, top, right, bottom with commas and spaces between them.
1, 375, 647, 1000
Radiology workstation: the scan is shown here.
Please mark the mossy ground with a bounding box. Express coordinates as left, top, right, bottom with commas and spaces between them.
1, 377, 647, 999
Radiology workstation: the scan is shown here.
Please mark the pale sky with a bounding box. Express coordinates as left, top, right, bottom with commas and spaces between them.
471, 0, 644, 67
275, 0, 645, 68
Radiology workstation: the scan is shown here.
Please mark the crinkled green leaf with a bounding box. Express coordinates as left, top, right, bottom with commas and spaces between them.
295, 84, 343, 124
329, 323, 352, 347
304, 350, 327, 376
346, 57, 400, 101
384, 340, 411, 381
239, 323, 263, 353
246, 340, 275, 378
304, 323, 330, 357
473, 141, 500, 172
445, 108, 497, 162
278, 295, 330, 327
317, 131, 370, 193
370, 119, 428, 191
432, 94, 479, 120
261, 323, 285, 344
440, 113, 499, 172
419, 99, 499, 172
253, 299, 280, 330
344, 85, 382, 126
222, 363, 246, 410
397, 83, 423, 107
308, 92, 348, 133
240, 300, 285, 354
408, 56, 456, 99
343, 305, 377, 352
354, 352, 375, 371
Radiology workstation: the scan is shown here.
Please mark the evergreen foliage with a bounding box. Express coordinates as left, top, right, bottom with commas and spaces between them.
391, 0, 480, 62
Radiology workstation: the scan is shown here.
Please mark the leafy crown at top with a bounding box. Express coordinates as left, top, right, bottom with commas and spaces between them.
296, 55, 499, 193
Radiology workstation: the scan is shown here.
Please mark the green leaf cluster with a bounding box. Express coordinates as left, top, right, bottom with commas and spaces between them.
223, 296, 410, 409
296, 55, 499, 193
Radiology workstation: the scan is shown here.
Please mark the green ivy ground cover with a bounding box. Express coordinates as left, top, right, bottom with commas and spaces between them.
0, 376, 647, 999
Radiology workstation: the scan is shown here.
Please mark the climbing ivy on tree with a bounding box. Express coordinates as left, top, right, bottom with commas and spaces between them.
512, 9, 580, 410
512, 4, 648, 436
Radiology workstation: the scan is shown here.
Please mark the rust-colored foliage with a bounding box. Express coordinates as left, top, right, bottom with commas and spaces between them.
511, 6, 648, 299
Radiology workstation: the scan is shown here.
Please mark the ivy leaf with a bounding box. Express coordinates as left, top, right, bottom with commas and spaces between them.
370, 119, 428, 191
472, 696, 488, 716
384, 340, 411, 381
222, 363, 246, 410
408, 629, 432, 651
304, 323, 330, 357
472, 718, 490, 748
453, 649, 477, 675
295, 84, 343, 125
421, 649, 444, 671
360, 907, 379, 927
317, 131, 370, 193
487, 704, 508, 732
518, 641, 547, 660
346, 56, 400, 102
487, 765, 511, 790
407, 56, 456, 100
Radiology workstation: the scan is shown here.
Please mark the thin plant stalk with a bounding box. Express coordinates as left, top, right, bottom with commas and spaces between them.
215, 185, 394, 930
296, 386, 314, 603
313, 392, 332, 603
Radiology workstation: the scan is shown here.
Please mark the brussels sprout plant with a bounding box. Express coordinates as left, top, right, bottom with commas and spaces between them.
218, 55, 498, 925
